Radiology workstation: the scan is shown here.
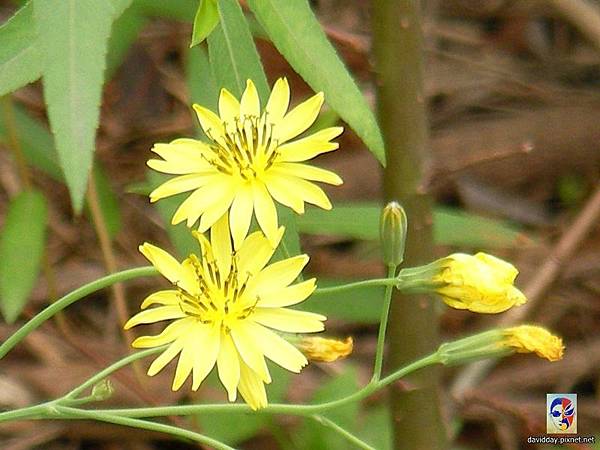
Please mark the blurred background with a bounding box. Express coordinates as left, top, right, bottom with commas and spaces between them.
1, 0, 600, 449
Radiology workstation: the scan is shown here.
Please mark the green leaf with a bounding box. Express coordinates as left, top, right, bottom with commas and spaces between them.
0, 2, 42, 96
296, 202, 528, 249
106, 4, 147, 80
186, 45, 218, 130
357, 406, 392, 450
190, 0, 219, 47
134, 0, 195, 21
207, 0, 269, 98
33, 0, 117, 212
247, 0, 385, 165
0, 190, 47, 323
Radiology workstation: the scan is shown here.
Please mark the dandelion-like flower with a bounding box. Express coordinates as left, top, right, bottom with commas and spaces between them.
125, 216, 325, 410
432, 252, 527, 313
502, 325, 564, 361
148, 78, 343, 249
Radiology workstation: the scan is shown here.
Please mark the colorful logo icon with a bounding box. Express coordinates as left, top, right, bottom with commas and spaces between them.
547, 394, 577, 434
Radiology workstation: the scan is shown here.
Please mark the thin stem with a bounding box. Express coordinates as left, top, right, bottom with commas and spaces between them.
312, 414, 376, 450
64, 347, 165, 400
0, 96, 31, 190
372, 264, 397, 381
55, 406, 235, 450
0, 266, 157, 359
313, 277, 398, 296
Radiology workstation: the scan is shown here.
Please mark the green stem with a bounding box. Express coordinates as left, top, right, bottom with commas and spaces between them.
64, 346, 165, 400
55, 406, 235, 450
372, 264, 397, 381
312, 414, 376, 450
313, 277, 398, 296
0, 266, 157, 359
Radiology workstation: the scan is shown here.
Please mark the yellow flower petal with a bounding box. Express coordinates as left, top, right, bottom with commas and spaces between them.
240, 79, 260, 118
238, 359, 267, 410
192, 324, 221, 390
252, 181, 279, 246
277, 127, 343, 162
230, 323, 272, 383
503, 325, 564, 361
149, 174, 214, 202
263, 173, 305, 214
265, 77, 290, 123
245, 321, 307, 372
148, 139, 213, 174
193, 104, 225, 140
140, 290, 180, 309
148, 338, 186, 376
171, 180, 225, 226
218, 88, 240, 125
268, 172, 332, 210
236, 228, 284, 277
210, 213, 232, 280
252, 308, 325, 333
273, 162, 343, 185
217, 333, 240, 401
276, 92, 324, 144
139, 243, 185, 286
124, 306, 186, 329
132, 318, 195, 348
249, 254, 309, 295
229, 183, 254, 250
198, 181, 239, 232
298, 336, 353, 362
257, 278, 316, 308
172, 335, 195, 390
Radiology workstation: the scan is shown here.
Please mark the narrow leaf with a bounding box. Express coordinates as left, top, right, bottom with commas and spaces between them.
0, 190, 48, 323
207, 0, 269, 98
190, 0, 219, 47
247, 0, 385, 164
0, 2, 42, 96
34, 0, 116, 211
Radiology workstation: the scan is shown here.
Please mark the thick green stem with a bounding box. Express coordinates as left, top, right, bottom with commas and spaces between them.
373, 0, 447, 448
0, 266, 157, 359
372, 264, 397, 381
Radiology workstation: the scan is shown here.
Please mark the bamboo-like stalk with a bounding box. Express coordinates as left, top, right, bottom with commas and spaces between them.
372, 0, 447, 448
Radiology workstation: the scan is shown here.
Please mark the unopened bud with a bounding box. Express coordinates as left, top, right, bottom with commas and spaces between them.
298, 336, 353, 362
380, 201, 407, 266
92, 379, 114, 401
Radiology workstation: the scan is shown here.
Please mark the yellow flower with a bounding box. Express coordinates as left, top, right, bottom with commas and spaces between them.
148, 78, 343, 249
502, 325, 564, 361
297, 336, 353, 362
433, 252, 527, 313
125, 216, 325, 410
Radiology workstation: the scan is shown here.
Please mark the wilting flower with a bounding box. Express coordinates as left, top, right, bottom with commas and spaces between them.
125, 216, 325, 410
438, 325, 564, 365
297, 336, 353, 362
148, 78, 343, 249
502, 325, 564, 361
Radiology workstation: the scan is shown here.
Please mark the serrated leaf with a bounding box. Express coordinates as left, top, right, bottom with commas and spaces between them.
0, 2, 42, 96
207, 0, 269, 98
34, 0, 116, 212
0, 190, 47, 323
296, 202, 528, 249
247, 0, 385, 165
190, 0, 219, 47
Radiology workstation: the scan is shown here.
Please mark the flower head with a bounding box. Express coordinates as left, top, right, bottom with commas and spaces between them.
125, 216, 325, 410
502, 325, 564, 361
432, 252, 527, 313
148, 78, 343, 249
297, 336, 353, 362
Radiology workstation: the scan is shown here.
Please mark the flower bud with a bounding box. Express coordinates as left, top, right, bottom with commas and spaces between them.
380, 202, 408, 266
398, 252, 527, 313
92, 379, 114, 401
297, 336, 353, 362
502, 325, 564, 361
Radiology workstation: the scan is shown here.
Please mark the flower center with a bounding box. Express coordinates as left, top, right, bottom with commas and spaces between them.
176, 253, 258, 332
205, 114, 279, 181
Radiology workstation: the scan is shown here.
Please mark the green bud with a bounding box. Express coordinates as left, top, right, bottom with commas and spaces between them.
380, 201, 408, 266
91, 379, 114, 401
437, 329, 510, 366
